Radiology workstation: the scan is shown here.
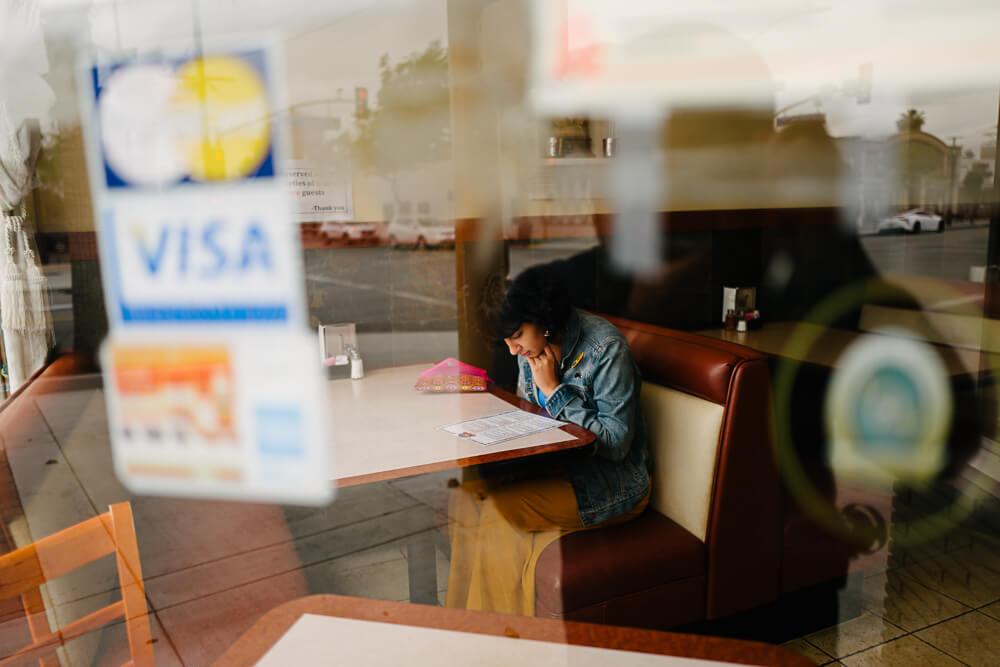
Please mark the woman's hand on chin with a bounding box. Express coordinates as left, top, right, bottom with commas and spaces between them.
528, 344, 561, 395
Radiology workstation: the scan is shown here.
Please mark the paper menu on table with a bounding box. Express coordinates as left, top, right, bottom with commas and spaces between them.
441, 410, 564, 445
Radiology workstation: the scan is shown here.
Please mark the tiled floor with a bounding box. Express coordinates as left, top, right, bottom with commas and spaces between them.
781, 505, 1000, 666
2, 380, 998, 666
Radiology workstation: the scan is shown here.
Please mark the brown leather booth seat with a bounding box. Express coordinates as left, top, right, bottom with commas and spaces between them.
535, 510, 706, 628
534, 316, 782, 630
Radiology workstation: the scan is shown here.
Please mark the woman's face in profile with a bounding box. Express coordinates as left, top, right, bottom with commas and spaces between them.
504, 323, 547, 359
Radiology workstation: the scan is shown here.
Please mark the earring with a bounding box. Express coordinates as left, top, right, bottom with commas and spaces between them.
544, 330, 551, 339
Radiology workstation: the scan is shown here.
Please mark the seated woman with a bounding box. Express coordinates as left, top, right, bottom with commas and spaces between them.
446, 265, 651, 615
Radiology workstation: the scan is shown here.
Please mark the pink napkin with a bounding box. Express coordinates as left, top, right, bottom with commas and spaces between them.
415, 358, 488, 392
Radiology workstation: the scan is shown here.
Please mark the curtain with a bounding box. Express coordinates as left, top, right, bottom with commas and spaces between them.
0, 0, 55, 392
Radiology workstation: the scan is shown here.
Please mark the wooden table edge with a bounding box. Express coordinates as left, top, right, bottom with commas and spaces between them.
214, 595, 814, 667
696, 322, 994, 378
332, 379, 595, 487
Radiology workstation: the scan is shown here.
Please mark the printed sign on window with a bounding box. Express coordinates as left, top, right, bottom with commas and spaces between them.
79, 41, 333, 505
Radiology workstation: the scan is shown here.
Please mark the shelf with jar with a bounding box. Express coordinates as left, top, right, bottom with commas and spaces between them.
544, 117, 616, 160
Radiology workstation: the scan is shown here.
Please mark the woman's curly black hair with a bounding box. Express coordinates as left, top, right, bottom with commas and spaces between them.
493, 264, 572, 342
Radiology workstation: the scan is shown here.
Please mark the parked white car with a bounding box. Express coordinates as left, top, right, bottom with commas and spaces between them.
876, 209, 943, 234
385, 217, 455, 248
319, 221, 378, 244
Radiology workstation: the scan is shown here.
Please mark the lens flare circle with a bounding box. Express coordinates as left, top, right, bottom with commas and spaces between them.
772, 278, 998, 548
826, 328, 952, 485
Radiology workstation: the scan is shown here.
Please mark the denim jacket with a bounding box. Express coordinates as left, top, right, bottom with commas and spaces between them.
516, 309, 651, 527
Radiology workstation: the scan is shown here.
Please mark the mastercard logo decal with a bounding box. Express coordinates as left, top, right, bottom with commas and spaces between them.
95, 52, 275, 188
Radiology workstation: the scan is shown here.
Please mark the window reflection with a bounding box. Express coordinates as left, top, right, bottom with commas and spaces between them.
0, 1, 997, 665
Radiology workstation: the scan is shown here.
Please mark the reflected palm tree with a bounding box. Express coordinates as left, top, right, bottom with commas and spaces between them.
896, 108, 926, 132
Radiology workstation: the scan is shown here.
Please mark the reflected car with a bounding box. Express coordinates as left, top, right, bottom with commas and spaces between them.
319, 221, 378, 244
876, 209, 943, 234
385, 217, 455, 248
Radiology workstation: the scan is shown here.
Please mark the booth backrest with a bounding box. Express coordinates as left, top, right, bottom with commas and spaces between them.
642, 383, 724, 542
600, 315, 784, 618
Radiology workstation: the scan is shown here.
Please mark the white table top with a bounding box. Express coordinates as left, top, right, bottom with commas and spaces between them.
327, 363, 586, 486
256, 614, 746, 667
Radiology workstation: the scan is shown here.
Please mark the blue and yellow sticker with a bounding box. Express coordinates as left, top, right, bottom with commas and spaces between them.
92, 50, 275, 189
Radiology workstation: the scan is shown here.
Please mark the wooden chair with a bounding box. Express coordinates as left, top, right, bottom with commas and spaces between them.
0, 502, 154, 667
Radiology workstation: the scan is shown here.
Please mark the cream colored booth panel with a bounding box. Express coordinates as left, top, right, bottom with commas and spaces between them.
641, 383, 725, 543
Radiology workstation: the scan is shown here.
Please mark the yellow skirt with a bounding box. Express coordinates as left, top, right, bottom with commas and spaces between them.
445, 476, 648, 616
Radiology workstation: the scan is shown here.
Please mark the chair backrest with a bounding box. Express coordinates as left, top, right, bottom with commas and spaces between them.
600, 315, 783, 619
0, 502, 154, 667
640, 382, 725, 541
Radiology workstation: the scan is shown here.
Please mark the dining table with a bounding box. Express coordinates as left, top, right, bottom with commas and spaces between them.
325, 362, 595, 603
214, 594, 815, 667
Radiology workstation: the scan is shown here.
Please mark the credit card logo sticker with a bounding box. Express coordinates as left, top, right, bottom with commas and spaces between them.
112, 345, 238, 448
95, 52, 274, 188
129, 219, 272, 280
101, 196, 295, 324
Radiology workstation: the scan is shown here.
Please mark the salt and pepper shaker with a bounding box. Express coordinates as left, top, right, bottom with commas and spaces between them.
547, 137, 563, 158
602, 137, 616, 157
348, 346, 364, 379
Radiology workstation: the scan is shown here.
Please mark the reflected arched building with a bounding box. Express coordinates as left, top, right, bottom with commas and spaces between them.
837, 121, 959, 232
